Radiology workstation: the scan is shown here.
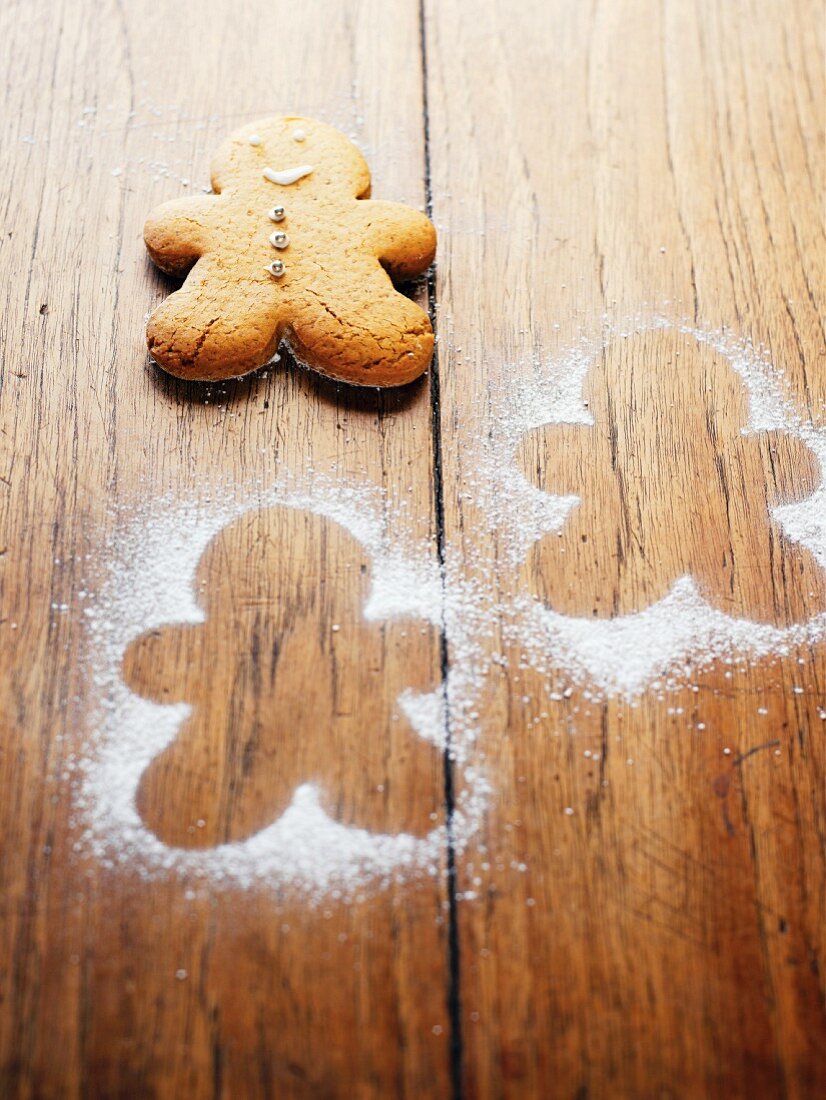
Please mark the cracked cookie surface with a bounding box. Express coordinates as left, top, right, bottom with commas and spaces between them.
144, 116, 436, 386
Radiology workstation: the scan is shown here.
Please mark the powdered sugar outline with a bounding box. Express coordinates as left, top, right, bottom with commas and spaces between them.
479, 314, 826, 697
77, 471, 487, 896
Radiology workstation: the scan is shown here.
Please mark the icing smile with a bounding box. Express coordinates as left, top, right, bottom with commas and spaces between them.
263, 165, 314, 185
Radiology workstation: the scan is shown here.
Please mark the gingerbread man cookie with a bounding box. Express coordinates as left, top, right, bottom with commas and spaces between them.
143, 117, 436, 386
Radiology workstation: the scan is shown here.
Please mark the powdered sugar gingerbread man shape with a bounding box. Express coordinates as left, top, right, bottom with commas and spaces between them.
144, 117, 436, 386
122, 505, 442, 848
520, 329, 825, 625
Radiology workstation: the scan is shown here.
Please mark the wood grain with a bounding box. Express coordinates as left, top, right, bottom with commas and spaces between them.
0, 1, 451, 1097
1, 0, 824, 1096
519, 328, 825, 624
424, 0, 825, 1096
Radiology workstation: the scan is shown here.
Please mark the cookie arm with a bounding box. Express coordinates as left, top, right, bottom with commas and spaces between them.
144, 195, 220, 277
358, 201, 436, 281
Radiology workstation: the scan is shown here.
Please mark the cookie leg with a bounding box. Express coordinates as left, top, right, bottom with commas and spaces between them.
288, 274, 434, 387
147, 271, 280, 381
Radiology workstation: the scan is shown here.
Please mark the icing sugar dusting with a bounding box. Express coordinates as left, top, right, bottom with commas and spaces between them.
477, 316, 826, 697
74, 315, 823, 893
515, 578, 826, 698
78, 473, 487, 897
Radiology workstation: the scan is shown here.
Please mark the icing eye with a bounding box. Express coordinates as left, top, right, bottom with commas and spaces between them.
266, 260, 286, 278
268, 205, 286, 222
269, 230, 289, 250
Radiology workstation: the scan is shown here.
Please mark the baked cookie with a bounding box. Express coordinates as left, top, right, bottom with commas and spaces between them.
143, 116, 436, 387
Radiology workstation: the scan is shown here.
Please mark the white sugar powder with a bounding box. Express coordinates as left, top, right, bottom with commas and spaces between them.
475, 316, 826, 696
78, 472, 487, 898
514, 577, 826, 698
74, 315, 825, 894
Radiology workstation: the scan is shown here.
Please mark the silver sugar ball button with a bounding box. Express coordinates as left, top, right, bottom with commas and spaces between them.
269, 230, 289, 249
268, 206, 286, 222
266, 259, 286, 278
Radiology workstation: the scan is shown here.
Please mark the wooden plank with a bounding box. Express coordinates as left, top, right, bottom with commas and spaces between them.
0, 2, 452, 1097
424, 0, 825, 1095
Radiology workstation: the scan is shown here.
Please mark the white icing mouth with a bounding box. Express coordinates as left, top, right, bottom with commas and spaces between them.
263, 164, 314, 185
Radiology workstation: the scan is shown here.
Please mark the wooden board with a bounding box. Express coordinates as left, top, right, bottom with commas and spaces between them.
0, 2, 452, 1097
424, 0, 825, 1096
0, 0, 824, 1096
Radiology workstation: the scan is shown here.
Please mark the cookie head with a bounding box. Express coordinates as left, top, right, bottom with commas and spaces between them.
143, 116, 436, 387
210, 117, 372, 200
